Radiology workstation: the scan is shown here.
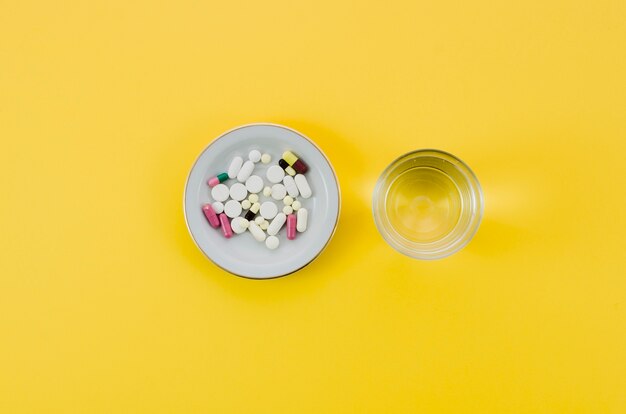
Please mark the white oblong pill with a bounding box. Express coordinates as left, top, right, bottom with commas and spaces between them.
248, 222, 266, 242
294, 174, 311, 198
266, 165, 285, 184
224, 200, 242, 218
229, 183, 248, 201
267, 213, 286, 236
296, 208, 308, 232
265, 235, 279, 250
245, 175, 264, 194
261, 153, 271, 164
237, 160, 255, 182
231, 217, 248, 234
211, 201, 224, 214
260, 201, 278, 220
291, 200, 301, 211
211, 184, 230, 202
249, 149, 261, 163
227, 156, 244, 179
283, 175, 299, 197
271, 184, 287, 200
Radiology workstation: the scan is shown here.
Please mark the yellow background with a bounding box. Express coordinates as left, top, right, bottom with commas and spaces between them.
1, 0, 625, 412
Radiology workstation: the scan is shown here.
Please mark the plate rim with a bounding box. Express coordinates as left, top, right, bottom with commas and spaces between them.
183, 122, 341, 280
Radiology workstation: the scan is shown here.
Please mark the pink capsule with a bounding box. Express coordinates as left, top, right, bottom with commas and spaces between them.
219, 213, 233, 238
207, 172, 229, 187
202, 204, 220, 228
286, 214, 297, 240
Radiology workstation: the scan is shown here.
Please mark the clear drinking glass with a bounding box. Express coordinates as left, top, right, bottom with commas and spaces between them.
372, 149, 483, 259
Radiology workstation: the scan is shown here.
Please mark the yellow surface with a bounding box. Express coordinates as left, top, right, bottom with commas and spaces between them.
1, 1, 625, 412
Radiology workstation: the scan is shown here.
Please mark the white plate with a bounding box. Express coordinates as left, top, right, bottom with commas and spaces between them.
184, 123, 340, 279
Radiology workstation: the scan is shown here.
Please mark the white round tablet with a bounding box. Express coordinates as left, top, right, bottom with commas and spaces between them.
211, 201, 224, 214
271, 184, 287, 200
229, 183, 247, 201
260, 201, 278, 220
245, 175, 264, 194
266, 165, 285, 184
265, 235, 279, 250
249, 149, 262, 163
231, 217, 248, 234
224, 200, 242, 218
211, 184, 229, 202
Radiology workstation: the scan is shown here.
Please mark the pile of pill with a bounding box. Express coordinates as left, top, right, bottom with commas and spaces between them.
201, 149, 311, 250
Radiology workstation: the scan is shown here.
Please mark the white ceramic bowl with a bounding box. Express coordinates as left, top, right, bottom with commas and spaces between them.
184, 123, 340, 279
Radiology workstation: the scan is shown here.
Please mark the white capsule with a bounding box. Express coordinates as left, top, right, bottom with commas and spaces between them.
255, 216, 265, 225
248, 222, 266, 242
267, 213, 286, 236
296, 208, 308, 232
283, 205, 293, 215
249, 149, 261, 163
231, 217, 248, 234
237, 160, 255, 182
260, 201, 278, 220
294, 174, 312, 198
266, 165, 285, 184
283, 175, 299, 198
291, 200, 302, 211
261, 153, 271, 164
211, 184, 229, 202
271, 184, 287, 200
262, 186, 272, 197
283, 195, 293, 206
227, 156, 244, 179
211, 201, 224, 214
241, 199, 251, 210
245, 175, 263, 194
265, 235, 279, 250
229, 182, 247, 201
224, 200, 242, 218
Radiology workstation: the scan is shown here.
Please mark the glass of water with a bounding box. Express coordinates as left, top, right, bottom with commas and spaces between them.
372, 149, 483, 259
